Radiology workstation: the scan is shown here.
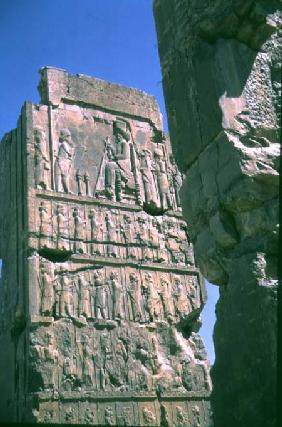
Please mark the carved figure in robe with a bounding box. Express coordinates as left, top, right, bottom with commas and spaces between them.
139, 149, 158, 205
93, 271, 106, 319
120, 214, 136, 259
56, 274, 74, 318
39, 201, 51, 237
75, 169, 83, 195
76, 276, 90, 318
126, 273, 142, 321
73, 207, 85, 253
154, 150, 171, 210
41, 333, 59, 391
105, 212, 118, 257
188, 277, 200, 310
88, 209, 101, 255
54, 204, 68, 245
109, 271, 123, 320
172, 277, 191, 319
81, 337, 94, 387
54, 128, 74, 193
158, 277, 173, 320
170, 156, 183, 208
93, 350, 106, 390
141, 273, 154, 322
39, 262, 55, 316
34, 127, 50, 190
104, 121, 137, 201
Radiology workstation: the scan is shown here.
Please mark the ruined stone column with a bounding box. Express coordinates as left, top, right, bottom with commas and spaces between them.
0, 67, 213, 425
154, 1, 280, 426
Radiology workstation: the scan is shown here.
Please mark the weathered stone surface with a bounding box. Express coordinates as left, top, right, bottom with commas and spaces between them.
154, 1, 280, 426
0, 68, 212, 425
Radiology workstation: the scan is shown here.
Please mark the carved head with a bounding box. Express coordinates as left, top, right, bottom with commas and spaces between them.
59, 128, 71, 143
93, 270, 101, 279
34, 126, 46, 144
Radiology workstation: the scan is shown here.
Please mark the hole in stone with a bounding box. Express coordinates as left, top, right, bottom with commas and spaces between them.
142, 202, 169, 216
38, 248, 73, 263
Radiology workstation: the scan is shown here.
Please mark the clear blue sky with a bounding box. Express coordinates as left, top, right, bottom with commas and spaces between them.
0, 0, 219, 363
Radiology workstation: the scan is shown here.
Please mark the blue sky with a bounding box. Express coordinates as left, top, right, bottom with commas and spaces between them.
0, 0, 219, 363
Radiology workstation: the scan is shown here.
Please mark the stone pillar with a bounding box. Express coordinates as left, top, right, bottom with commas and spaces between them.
153, 1, 280, 426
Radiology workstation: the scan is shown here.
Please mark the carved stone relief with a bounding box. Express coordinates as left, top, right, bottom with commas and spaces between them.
0, 69, 211, 426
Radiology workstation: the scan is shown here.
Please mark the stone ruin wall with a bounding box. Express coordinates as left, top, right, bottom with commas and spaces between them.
0, 67, 213, 426
153, 1, 281, 426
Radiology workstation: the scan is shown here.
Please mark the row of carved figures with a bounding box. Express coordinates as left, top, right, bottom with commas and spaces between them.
30, 327, 209, 395
38, 401, 205, 427
39, 403, 205, 427
39, 266, 201, 324
37, 201, 195, 265
33, 123, 183, 210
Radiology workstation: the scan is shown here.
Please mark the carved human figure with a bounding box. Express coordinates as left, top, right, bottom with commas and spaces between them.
39, 201, 50, 237
73, 207, 85, 253
154, 150, 171, 210
191, 405, 201, 427
188, 277, 200, 310
62, 356, 77, 390
174, 406, 188, 427
139, 149, 158, 205
65, 407, 75, 423
109, 271, 123, 320
170, 155, 183, 208
39, 262, 55, 316
84, 408, 95, 425
181, 358, 194, 391
141, 273, 154, 322
54, 204, 68, 246
173, 276, 191, 319
118, 407, 132, 426
56, 274, 74, 318
120, 214, 136, 259
142, 407, 156, 426
105, 407, 115, 426
126, 273, 142, 321
81, 336, 94, 388
41, 333, 59, 391
93, 349, 106, 390
104, 121, 137, 201
34, 127, 50, 190
105, 212, 118, 257
54, 128, 74, 193
158, 277, 173, 320
76, 276, 90, 318
93, 271, 106, 319
88, 209, 101, 255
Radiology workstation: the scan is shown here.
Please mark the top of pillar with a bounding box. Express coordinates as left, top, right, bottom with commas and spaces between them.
38, 66, 163, 130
